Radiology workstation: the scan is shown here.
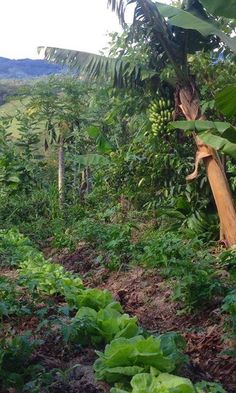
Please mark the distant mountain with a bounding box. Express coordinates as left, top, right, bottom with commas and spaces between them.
0, 56, 66, 79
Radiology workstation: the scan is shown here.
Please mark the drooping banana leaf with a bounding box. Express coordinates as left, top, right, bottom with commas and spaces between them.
74, 154, 110, 167
199, 0, 236, 19
216, 84, 236, 117
171, 120, 236, 159
39, 47, 151, 88
156, 3, 236, 53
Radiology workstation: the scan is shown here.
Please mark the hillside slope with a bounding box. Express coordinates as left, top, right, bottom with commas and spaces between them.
0, 56, 65, 79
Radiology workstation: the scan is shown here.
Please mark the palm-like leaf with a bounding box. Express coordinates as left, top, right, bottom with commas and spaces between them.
199, 0, 236, 19
40, 46, 153, 87
156, 3, 236, 53
40, 0, 236, 89
107, 0, 127, 25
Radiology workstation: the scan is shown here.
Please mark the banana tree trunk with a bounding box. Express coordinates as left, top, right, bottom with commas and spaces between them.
58, 140, 65, 209
178, 85, 236, 247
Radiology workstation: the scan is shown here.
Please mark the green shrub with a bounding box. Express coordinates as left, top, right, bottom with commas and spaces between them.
137, 231, 203, 273
222, 289, 236, 355
0, 228, 35, 267
137, 231, 224, 311
0, 334, 43, 391
19, 259, 84, 297
0, 276, 31, 319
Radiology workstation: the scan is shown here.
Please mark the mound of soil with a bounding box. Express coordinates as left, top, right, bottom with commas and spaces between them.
87, 267, 236, 393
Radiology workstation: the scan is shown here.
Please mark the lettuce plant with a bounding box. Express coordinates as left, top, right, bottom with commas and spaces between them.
19, 259, 83, 296
94, 333, 187, 383
66, 287, 122, 311
63, 303, 140, 346
111, 373, 195, 393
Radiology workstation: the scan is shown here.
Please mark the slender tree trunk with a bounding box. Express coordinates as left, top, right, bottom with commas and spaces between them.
86, 167, 92, 194
58, 139, 65, 209
178, 84, 236, 247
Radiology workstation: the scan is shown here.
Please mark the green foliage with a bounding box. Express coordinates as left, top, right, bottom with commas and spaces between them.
199, 0, 236, 19
0, 228, 228, 392
0, 228, 37, 267
63, 303, 139, 346
222, 290, 236, 346
137, 231, 203, 271
94, 333, 187, 383
111, 372, 195, 393
0, 228, 84, 299
137, 231, 224, 311
171, 119, 236, 159
55, 218, 135, 268
110, 373, 227, 393
0, 334, 42, 391
0, 276, 31, 319
19, 259, 84, 297
195, 380, 227, 393
66, 288, 122, 311
156, 3, 236, 53
216, 84, 236, 117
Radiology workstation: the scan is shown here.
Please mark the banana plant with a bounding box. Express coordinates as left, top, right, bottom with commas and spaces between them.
40, 0, 236, 245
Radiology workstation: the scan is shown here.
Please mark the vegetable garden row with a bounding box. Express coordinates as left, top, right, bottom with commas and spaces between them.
0, 229, 231, 392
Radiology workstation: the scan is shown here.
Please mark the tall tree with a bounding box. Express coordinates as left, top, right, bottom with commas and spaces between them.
41, 0, 236, 245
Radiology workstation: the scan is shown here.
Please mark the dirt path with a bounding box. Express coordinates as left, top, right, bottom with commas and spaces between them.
1, 244, 235, 393
49, 245, 236, 393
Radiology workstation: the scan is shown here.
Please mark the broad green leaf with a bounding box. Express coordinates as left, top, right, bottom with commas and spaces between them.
75, 307, 97, 319
87, 125, 100, 138
216, 84, 236, 117
171, 120, 236, 159
7, 175, 21, 183
73, 288, 118, 311
199, 0, 236, 19
156, 3, 236, 53
221, 127, 236, 144
157, 4, 214, 35
198, 132, 226, 150
156, 373, 195, 393
171, 120, 195, 131
130, 373, 157, 392
97, 134, 114, 154
171, 120, 231, 133
75, 154, 110, 166
200, 133, 236, 159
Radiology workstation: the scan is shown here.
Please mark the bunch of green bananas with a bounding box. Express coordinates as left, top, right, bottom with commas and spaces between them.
148, 97, 173, 135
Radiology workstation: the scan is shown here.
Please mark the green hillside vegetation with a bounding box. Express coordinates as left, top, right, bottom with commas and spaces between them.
0, 98, 29, 138
0, 1, 236, 392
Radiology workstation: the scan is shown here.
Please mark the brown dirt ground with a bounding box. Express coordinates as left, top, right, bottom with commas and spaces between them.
88, 266, 236, 393
47, 244, 236, 392
1, 243, 236, 393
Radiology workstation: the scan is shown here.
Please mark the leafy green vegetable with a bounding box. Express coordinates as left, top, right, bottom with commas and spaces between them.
19, 259, 83, 297
69, 288, 122, 311
195, 381, 227, 393
0, 334, 43, 391
65, 304, 140, 346
94, 334, 187, 383
111, 372, 195, 393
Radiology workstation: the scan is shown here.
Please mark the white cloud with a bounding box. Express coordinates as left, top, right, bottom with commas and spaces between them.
0, 0, 169, 59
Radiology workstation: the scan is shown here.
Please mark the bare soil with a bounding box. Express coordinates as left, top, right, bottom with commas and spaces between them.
1, 242, 236, 393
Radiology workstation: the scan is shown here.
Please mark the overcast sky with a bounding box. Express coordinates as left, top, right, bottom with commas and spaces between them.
0, 0, 169, 59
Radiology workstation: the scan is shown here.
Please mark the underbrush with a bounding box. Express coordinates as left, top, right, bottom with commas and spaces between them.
53, 218, 136, 270
135, 230, 226, 312
0, 229, 230, 393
